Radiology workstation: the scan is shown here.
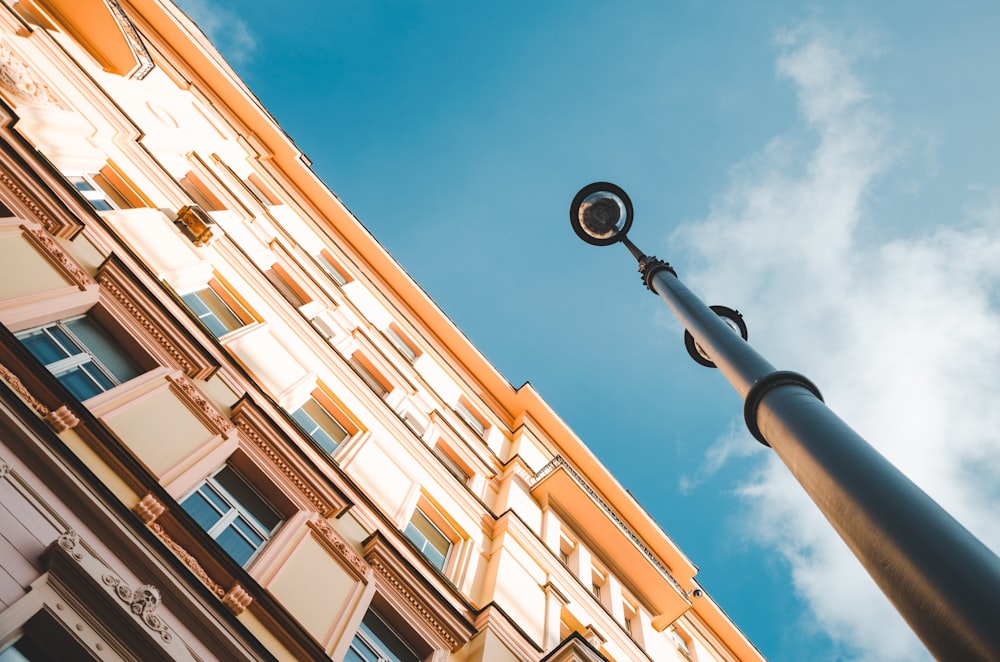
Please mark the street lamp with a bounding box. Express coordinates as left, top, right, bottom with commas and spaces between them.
570, 182, 1000, 661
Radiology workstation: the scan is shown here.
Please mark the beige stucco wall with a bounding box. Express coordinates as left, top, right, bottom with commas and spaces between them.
102, 383, 216, 477
0, 232, 72, 299
266, 530, 359, 642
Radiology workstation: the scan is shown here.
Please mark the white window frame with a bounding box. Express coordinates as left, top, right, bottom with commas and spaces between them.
65, 173, 117, 212
15, 315, 141, 401
403, 509, 451, 572
180, 284, 248, 338
180, 466, 281, 567
347, 610, 419, 662
290, 396, 350, 454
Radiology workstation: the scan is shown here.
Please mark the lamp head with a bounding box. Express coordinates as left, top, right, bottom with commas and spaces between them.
570, 182, 633, 246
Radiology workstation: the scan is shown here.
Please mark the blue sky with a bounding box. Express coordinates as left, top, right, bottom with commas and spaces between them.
175, 2, 1000, 659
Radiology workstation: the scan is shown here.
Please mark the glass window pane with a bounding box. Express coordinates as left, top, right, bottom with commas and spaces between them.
292, 398, 348, 453
215, 526, 257, 567
19, 330, 70, 365
63, 316, 140, 381
404, 511, 449, 570
180, 489, 226, 531
214, 466, 281, 531
182, 289, 243, 337
57, 367, 106, 401
358, 612, 419, 662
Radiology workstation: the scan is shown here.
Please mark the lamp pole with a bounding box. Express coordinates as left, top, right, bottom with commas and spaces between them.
569, 182, 1000, 661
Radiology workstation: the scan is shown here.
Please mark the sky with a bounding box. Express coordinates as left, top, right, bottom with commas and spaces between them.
173, 2, 1000, 660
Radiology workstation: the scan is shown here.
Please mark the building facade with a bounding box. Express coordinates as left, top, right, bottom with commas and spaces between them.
0, 1, 763, 660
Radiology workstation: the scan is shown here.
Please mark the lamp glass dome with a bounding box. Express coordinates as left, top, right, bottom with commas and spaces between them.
578, 190, 628, 241
570, 183, 633, 246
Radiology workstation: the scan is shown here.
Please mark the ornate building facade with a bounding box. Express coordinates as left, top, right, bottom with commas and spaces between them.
0, 1, 763, 660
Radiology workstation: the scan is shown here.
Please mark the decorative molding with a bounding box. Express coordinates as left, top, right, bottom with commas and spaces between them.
0, 361, 49, 416
149, 522, 226, 598
222, 583, 253, 615
0, 168, 57, 233
231, 397, 342, 516
57, 529, 84, 562
0, 461, 9, 479
362, 533, 474, 653
369, 555, 459, 650
101, 575, 173, 643
22, 225, 94, 289
0, 41, 66, 108
166, 373, 233, 434
307, 516, 369, 581
532, 456, 684, 595
134, 493, 166, 524
44, 404, 79, 432
103, 0, 155, 80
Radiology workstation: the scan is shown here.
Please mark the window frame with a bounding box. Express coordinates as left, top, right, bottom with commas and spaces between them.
180, 279, 255, 338
348, 352, 391, 399
263, 262, 310, 308
289, 391, 356, 455
314, 249, 350, 287
384, 324, 419, 363
454, 398, 487, 438
346, 610, 420, 662
15, 314, 145, 401
403, 508, 452, 572
65, 173, 118, 212
180, 464, 283, 568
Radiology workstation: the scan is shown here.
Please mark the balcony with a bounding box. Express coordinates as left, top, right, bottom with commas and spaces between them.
531, 456, 690, 630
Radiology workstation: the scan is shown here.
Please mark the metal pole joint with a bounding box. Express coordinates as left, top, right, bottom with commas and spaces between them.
639, 255, 676, 293
743, 370, 824, 446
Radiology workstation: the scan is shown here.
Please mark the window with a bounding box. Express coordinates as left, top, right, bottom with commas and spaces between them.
384, 325, 418, 363
591, 568, 607, 604
0, 612, 98, 661
181, 465, 282, 567
315, 250, 349, 287
454, 399, 487, 438
179, 172, 225, 211
181, 282, 252, 337
670, 627, 693, 660
66, 174, 117, 211
264, 264, 307, 307
348, 354, 390, 398
16, 316, 143, 401
433, 443, 470, 485
346, 610, 419, 662
245, 174, 280, 206
404, 509, 450, 571
558, 533, 576, 567
623, 601, 639, 639
291, 396, 349, 453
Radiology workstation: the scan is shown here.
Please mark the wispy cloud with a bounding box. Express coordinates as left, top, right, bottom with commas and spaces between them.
174, 0, 257, 66
673, 23, 1000, 661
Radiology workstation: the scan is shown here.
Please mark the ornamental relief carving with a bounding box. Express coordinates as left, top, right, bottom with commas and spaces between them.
231, 407, 334, 516
22, 225, 95, 289
101, 574, 173, 642
0, 361, 49, 416
0, 169, 59, 234
0, 41, 66, 109
368, 556, 459, 650
149, 522, 226, 598
308, 517, 369, 580
166, 373, 233, 434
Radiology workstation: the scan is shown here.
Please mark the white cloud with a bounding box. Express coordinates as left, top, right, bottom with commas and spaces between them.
174, 0, 257, 65
674, 24, 1000, 661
